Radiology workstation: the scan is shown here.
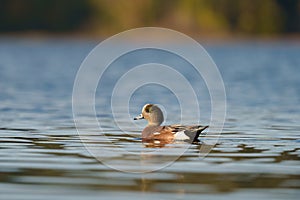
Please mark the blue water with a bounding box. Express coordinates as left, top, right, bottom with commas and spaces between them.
0, 37, 299, 199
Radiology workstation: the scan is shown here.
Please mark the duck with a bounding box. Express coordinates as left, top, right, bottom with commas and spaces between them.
134, 104, 208, 144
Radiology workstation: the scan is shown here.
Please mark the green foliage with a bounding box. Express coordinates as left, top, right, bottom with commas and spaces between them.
0, 0, 299, 36
0, 0, 91, 31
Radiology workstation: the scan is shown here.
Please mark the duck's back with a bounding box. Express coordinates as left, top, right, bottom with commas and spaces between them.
142, 124, 208, 143
168, 125, 208, 142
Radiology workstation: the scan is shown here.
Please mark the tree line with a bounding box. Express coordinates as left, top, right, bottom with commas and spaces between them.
0, 0, 299, 36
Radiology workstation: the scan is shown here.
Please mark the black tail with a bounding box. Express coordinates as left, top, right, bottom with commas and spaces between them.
192, 125, 209, 143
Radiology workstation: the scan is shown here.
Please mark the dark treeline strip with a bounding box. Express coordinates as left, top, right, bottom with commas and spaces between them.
0, 0, 299, 36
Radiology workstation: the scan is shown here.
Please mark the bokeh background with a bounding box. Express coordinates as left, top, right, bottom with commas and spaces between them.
1, 0, 299, 38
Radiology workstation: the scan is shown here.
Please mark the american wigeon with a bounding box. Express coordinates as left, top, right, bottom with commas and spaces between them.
134, 104, 208, 143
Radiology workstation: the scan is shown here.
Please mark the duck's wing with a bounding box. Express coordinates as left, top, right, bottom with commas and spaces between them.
166, 124, 209, 142
167, 125, 208, 133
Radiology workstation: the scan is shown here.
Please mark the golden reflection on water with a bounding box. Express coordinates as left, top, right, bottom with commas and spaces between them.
0, 128, 299, 199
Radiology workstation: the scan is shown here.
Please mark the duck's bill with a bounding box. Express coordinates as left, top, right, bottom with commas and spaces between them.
134, 114, 144, 120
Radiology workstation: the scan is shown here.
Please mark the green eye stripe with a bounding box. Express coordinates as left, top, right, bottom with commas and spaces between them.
145, 104, 153, 113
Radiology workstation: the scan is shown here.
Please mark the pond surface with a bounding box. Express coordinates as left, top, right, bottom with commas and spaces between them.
0, 37, 299, 199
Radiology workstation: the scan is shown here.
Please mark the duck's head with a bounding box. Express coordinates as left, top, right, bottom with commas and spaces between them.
134, 104, 164, 126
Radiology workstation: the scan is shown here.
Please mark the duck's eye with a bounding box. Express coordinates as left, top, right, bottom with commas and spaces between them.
144, 104, 152, 113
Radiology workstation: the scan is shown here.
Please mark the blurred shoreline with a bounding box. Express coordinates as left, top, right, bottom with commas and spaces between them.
1, 30, 300, 45
1, 0, 299, 44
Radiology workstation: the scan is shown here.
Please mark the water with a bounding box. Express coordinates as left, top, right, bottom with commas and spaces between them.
0, 37, 299, 199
